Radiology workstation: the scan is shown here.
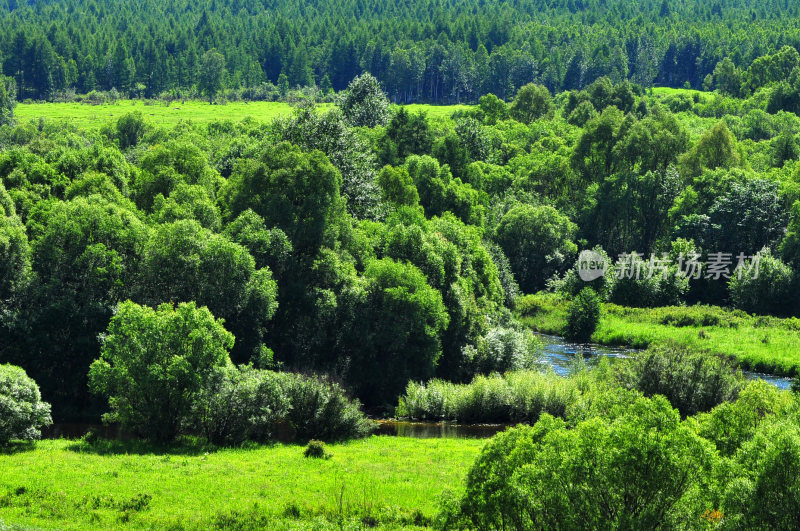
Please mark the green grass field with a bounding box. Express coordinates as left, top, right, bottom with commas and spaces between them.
519, 294, 800, 376
0, 436, 482, 530
13, 100, 469, 130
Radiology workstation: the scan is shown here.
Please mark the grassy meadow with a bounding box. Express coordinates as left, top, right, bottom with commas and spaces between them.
519, 294, 800, 376
13, 100, 468, 130
0, 436, 483, 530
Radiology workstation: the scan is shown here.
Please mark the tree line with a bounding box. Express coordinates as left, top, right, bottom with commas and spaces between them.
4, 0, 800, 102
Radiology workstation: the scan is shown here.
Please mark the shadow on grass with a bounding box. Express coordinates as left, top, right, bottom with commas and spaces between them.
0, 441, 37, 455
65, 435, 223, 456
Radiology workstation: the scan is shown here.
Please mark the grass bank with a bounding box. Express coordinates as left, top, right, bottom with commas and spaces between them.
14, 100, 469, 129
0, 436, 482, 530
518, 294, 800, 376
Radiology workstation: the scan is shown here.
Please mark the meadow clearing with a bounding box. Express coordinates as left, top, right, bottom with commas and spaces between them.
0, 436, 483, 530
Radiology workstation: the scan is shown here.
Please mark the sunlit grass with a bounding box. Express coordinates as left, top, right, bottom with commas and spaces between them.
519, 294, 800, 376
14, 100, 471, 130
0, 436, 483, 529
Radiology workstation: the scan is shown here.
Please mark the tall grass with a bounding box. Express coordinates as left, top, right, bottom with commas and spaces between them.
396, 370, 594, 423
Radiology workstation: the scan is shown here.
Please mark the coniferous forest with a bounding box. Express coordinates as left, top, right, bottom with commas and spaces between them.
4, 1, 800, 529
3, 0, 800, 102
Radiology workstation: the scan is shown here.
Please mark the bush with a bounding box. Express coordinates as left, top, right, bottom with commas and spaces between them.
609, 252, 689, 307
191, 366, 373, 445
445, 395, 715, 530
339, 73, 390, 128
563, 288, 601, 343
89, 301, 234, 442
396, 370, 582, 424
304, 440, 330, 459
694, 380, 795, 456
191, 365, 290, 445
722, 420, 800, 528
461, 325, 542, 375
729, 248, 795, 316
0, 364, 52, 444
617, 345, 743, 417
279, 372, 374, 443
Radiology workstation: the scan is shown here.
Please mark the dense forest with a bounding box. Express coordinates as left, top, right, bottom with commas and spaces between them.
5, 0, 800, 102
2, 71, 800, 425
4, 1, 800, 528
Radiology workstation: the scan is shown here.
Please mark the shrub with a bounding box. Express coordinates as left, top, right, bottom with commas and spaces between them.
339, 73, 390, 128
563, 288, 601, 342
191, 367, 373, 445
617, 345, 743, 417
115, 111, 148, 149
304, 440, 329, 459
0, 364, 52, 444
609, 253, 689, 307
278, 372, 374, 442
693, 380, 795, 456
446, 394, 716, 530
462, 325, 542, 375
396, 370, 582, 424
89, 301, 234, 442
729, 248, 795, 316
722, 420, 800, 528
191, 365, 290, 445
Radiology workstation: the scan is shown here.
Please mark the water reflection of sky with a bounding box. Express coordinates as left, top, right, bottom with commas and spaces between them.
536, 333, 793, 390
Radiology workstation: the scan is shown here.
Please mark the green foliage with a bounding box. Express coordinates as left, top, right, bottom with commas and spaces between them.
461, 325, 542, 376
114, 111, 148, 149
509, 83, 553, 124
694, 380, 795, 457
219, 141, 343, 257
563, 287, 601, 343
88, 301, 234, 441
449, 394, 716, 530
494, 204, 577, 293
304, 440, 329, 459
191, 365, 289, 445
396, 371, 582, 423
617, 345, 743, 417
609, 251, 689, 308
346, 258, 449, 406
339, 73, 390, 128
0, 364, 52, 444
721, 421, 800, 528
0, 76, 16, 127
679, 121, 740, 178
278, 372, 374, 443
478, 94, 508, 125
138, 219, 278, 362
404, 155, 482, 225
0, 209, 30, 304
377, 165, 419, 207
198, 49, 226, 104
729, 249, 795, 316
191, 365, 372, 445
273, 105, 383, 220
378, 107, 432, 165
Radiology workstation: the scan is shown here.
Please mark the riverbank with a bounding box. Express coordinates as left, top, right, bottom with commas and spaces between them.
517, 294, 800, 377
0, 436, 482, 530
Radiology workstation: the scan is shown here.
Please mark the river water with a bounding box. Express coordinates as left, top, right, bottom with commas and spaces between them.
536, 333, 793, 390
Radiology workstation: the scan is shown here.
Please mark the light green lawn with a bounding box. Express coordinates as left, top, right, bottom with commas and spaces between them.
14, 101, 471, 130
0, 436, 483, 530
